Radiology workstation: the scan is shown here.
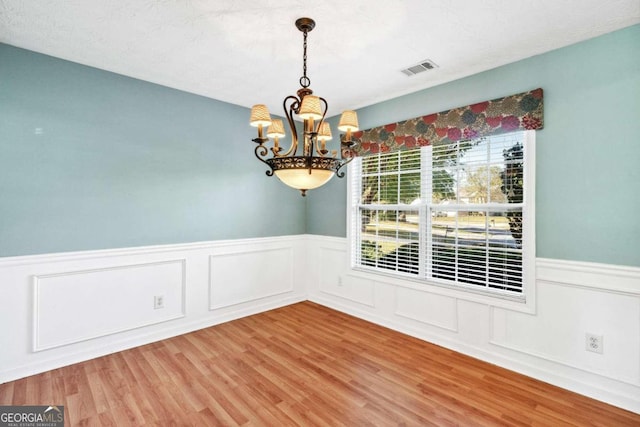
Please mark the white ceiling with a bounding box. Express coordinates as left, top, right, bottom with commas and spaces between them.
1, 1, 639, 118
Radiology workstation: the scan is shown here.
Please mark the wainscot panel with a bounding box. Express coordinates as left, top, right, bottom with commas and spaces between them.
33, 260, 185, 351
319, 246, 375, 307
209, 246, 295, 309
491, 276, 640, 386
395, 287, 458, 332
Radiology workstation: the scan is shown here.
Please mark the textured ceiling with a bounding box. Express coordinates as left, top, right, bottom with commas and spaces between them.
1, 0, 639, 118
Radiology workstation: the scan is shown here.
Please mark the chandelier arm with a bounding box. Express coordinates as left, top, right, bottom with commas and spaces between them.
277, 95, 301, 158
335, 157, 353, 178
254, 144, 274, 176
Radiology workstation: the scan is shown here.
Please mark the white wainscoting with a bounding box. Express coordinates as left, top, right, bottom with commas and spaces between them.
305, 235, 640, 414
2, 234, 639, 414
0, 236, 307, 384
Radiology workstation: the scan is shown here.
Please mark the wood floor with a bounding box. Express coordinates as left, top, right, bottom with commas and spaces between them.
1, 302, 638, 426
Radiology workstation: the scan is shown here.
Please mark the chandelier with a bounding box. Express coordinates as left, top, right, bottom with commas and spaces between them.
249, 17, 359, 196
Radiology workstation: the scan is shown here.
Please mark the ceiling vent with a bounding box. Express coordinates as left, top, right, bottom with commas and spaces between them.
401, 59, 439, 76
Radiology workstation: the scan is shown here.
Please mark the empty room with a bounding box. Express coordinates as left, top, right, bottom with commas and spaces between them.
1, 1, 639, 425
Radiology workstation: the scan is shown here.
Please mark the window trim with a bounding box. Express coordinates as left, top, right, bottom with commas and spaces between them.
346, 130, 536, 313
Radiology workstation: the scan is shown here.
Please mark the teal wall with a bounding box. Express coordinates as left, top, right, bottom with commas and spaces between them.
2, 25, 639, 265
0, 44, 306, 256
308, 25, 640, 267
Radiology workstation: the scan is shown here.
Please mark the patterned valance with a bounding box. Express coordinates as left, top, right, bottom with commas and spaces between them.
346, 88, 543, 156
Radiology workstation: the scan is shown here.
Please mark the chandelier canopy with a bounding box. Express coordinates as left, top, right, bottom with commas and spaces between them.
249, 17, 359, 196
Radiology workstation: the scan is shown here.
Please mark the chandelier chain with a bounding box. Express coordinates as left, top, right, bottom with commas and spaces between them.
301, 29, 310, 88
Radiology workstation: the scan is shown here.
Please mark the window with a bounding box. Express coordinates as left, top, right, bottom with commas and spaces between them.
349, 130, 534, 299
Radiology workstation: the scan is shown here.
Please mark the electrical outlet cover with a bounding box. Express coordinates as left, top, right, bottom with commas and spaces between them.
585, 333, 603, 354
154, 295, 165, 309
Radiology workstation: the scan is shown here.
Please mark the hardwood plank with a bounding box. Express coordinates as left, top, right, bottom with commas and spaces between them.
85, 371, 110, 414
1, 301, 638, 426
0, 382, 14, 405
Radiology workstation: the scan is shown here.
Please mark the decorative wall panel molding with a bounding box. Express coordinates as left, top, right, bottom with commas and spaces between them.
394, 287, 458, 332
33, 260, 186, 351
209, 247, 295, 310
318, 246, 375, 307
491, 267, 640, 386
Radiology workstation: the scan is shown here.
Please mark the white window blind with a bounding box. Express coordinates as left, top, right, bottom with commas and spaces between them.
350, 130, 533, 298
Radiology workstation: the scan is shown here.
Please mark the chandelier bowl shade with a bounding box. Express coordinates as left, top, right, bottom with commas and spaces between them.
269, 159, 339, 194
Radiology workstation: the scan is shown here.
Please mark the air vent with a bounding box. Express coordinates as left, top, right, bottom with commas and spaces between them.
401, 59, 439, 76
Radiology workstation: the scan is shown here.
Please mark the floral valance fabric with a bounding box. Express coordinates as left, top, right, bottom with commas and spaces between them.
346, 88, 543, 156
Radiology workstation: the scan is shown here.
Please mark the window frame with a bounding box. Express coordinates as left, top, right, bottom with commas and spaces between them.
346, 130, 536, 312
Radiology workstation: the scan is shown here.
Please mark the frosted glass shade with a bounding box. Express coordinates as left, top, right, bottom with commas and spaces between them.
267, 119, 286, 138
250, 104, 272, 127
274, 168, 334, 190
318, 122, 333, 141
298, 96, 323, 120
338, 110, 359, 131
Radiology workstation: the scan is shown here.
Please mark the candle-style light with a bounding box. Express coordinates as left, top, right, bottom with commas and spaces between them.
267, 119, 286, 153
